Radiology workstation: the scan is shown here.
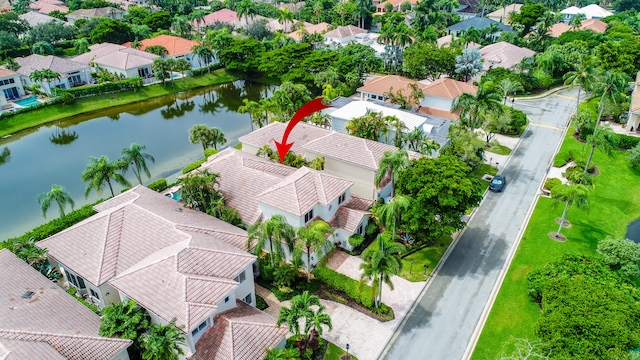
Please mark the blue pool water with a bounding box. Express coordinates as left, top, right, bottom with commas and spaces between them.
14, 96, 41, 107
165, 191, 181, 201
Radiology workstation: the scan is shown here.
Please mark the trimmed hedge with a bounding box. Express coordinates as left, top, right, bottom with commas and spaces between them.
204, 148, 218, 158
553, 149, 574, 167
615, 133, 640, 150
313, 266, 374, 308
147, 178, 168, 192
182, 159, 206, 174
66, 78, 144, 98
1, 200, 103, 243
544, 178, 562, 192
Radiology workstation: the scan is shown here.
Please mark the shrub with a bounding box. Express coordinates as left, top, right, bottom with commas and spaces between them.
256, 294, 268, 310
544, 178, 562, 191
574, 157, 596, 173
189, 63, 223, 76
147, 178, 168, 192
60, 91, 75, 105
67, 287, 77, 296
614, 133, 640, 150
182, 159, 206, 174
348, 234, 364, 247
203, 148, 218, 158
66, 77, 143, 98
313, 266, 374, 308
629, 143, 640, 168
553, 149, 574, 167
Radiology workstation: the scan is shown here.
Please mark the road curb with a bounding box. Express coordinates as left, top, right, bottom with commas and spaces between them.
462, 91, 577, 360
515, 85, 570, 101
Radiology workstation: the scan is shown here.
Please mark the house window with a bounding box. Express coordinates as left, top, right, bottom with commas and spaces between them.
76, 276, 86, 289
224, 296, 229, 303
138, 67, 149, 77
357, 224, 364, 235
90, 289, 100, 299
235, 271, 246, 283
191, 320, 208, 337
338, 193, 346, 205
304, 209, 314, 223
243, 293, 252, 304
65, 270, 78, 287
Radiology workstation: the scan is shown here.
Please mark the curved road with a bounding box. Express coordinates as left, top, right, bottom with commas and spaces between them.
380, 88, 579, 360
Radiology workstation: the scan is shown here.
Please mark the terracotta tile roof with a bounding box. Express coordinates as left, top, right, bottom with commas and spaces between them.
0, 68, 18, 78
192, 300, 287, 360
15, 54, 89, 77
29, 1, 68, 14
239, 121, 330, 155
122, 34, 199, 57
422, 78, 478, 99
0, 250, 131, 359
436, 35, 453, 47
479, 41, 536, 71
328, 196, 373, 233
418, 106, 462, 120
199, 148, 296, 224
257, 167, 353, 216
357, 75, 429, 98
72, 43, 158, 70
486, 3, 522, 22
580, 19, 607, 33
201, 8, 238, 26
288, 22, 330, 41
66, 6, 123, 19
37, 186, 252, 287
324, 25, 367, 39
547, 22, 570, 37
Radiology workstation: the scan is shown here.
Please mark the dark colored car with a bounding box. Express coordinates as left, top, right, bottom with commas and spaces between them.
489, 175, 506, 192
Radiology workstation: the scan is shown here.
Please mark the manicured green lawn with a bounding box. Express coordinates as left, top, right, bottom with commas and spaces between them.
471, 129, 640, 359
0, 69, 239, 137
399, 235, 453, 282
324, 342, 358, 360
485, 142, 512, 155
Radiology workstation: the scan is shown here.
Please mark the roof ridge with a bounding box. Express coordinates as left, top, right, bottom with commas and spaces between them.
97, 207, 125, 284
185, 275, 239, 285
0, 328, 131, 344
114, 244, 185, 279
313, 171, 329, 204
187, 246, 256, 259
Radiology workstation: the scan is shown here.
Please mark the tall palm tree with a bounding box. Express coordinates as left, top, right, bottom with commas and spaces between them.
563, 55, 597, 112
247, 215, 294, 266
374, 194, 411, 242
584, 124, 617, 172
172, 15, 192, 38
140, 319, 185, 360
189, 124, 222, 154
236, 0, 255, 27
354, 0, 372, 28
191, 45, 212, 70
37, 184, 74, 218
238, 98, 265, 131
359, 235, 404, 308
584, 70, 630, 172
296, 220, 333, 282
497, 78, 523, 104
375, 149, 410, 198
73, 38, 89, 55
305, 303, 332, 345
81, 155, 131, 198
551, 183, 591, 238
277, 8, 295, 32
120, 143, 155, 185
451, 83, 503, 132
210, 127, 226, 150
276, 290, 319, 340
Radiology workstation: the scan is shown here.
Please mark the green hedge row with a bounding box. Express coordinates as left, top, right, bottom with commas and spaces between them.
147, 178, 168, 192
204, 148, 218, 158
66, 78, 144, 98
313, 266, 374, 308
182, 159, 206, 174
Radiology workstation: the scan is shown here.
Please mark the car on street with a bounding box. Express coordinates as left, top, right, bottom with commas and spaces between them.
489, 175, 506, 192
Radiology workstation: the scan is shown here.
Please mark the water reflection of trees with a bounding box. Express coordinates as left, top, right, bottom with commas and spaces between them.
0, 147, 10, 165
50, 127, 79, 146
199, 81, 274, 116
161, 100, 196, 120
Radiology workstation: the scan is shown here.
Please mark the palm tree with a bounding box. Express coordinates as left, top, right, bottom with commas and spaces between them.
37, 184, 75, 218
563, 55, 597, 112
237, 0, 256, 27
296, 220, 333, 282
120, 143, 155, 185
278, 8, 295, 32
210, 127, 226, 150
374, 194, 411, 242
583, 71, 630, 172
276, 290, 319, 339
172, 15, 192, 38
497, 78, 523, 104
354, 0, 372, 29
99, 300, 151, 352
192, 45, 214, 70
238, 98, 265, 131
305, 303, 332, 345
32, 41, 54, 55
551, 183, 591, 238
174, 58, 191, 85
454, 48, 483, 82
375, 149, 410, 198
81, 155, 131, 198
359, 235, 404, 308
584, 124, 617, 172
140, 319, 185, 360
451, 83, 503, 132
189, 124, 219, 154
247, 215, 294, 266
73, 38, 89, 55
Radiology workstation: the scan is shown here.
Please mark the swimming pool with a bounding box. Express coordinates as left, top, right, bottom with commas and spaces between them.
14, 96, 41, 107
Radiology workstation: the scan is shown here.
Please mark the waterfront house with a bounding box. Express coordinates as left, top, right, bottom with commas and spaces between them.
123, 34, 202, 69
324, 25, 367, 46
72, 43, 158, 82
0, 68, 26, 102
16, 54, 92, 94
0, 249, 132, 360
36, 186, 287, 359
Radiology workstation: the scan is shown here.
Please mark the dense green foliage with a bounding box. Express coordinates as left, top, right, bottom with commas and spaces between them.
147, 178, 168, 192
313, 266, 375, 308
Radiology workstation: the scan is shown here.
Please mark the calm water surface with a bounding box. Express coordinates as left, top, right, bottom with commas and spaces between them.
0, 80, 274, 240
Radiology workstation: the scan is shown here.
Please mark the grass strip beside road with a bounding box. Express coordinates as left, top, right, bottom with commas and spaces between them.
471, 130, 640, 359
399, 235, 453, 282
0, 69, 239, 138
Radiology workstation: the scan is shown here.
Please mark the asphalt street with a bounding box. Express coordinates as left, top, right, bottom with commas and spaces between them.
380, 88, 579, 360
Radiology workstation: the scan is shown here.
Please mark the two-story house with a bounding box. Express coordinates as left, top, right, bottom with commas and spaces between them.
0, 68, 26, 103
15, 54, 92, 95
195, 148, 372, 254
72, 43, 158, 82
239, 122, 423, 202
560, 4, 612, 24
36, 186, 287, 359
0, 249, 132, 359
418, 78, 478, 120
123, 35, 203, 70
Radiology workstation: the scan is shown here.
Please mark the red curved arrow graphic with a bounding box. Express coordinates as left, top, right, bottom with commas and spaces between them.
274, 97, 331, 163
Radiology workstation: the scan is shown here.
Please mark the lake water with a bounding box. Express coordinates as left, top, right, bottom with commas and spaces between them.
0, 80, 275, 240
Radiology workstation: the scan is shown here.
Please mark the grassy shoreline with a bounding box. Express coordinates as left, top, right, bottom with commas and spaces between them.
0, 69, 240, 138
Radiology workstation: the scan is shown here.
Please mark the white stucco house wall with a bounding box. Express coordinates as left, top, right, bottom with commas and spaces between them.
15, 54, 92, 95
72, 43, 158, 81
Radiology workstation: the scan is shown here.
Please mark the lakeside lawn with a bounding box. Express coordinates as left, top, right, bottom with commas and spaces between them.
0, 69, 239, 138
471, 129, 640, 359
